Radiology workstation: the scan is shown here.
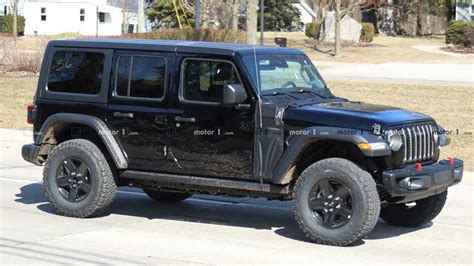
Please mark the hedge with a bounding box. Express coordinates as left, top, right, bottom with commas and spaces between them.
360, 23, 374, 42
123, 28, 246, 43
305, 22, 321, 39
0, 15, 25, 35
446, 21, 474, 47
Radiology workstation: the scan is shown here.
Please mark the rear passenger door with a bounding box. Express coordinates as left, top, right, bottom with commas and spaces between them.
106, 51, 175, 172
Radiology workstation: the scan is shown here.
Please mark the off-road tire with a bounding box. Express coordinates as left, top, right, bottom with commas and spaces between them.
43, 139, 117, 217
292, 158, 380, 246
143, 189, 193, 202
380, 190, 447, 227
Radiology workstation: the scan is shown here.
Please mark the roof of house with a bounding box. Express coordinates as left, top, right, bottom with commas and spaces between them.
47, 38, 304, 56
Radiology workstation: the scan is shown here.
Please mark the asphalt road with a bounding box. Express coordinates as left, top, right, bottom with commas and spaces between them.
317, 61, 474, 86
1, 129, 473, 264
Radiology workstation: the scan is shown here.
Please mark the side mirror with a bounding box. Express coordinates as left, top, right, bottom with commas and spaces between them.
223, 84, 247, 104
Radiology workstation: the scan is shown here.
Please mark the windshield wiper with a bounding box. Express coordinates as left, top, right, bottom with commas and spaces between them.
289, 88, 331, 99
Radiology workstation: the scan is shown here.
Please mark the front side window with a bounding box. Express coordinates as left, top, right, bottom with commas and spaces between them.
116, 55, 166, 99
47, 51, 104, 94
181, 59, 241, 103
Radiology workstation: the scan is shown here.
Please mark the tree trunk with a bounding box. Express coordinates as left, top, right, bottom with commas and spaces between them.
246, 0, 258, 45
12, 0, 18, 40
137, 0, 145, 33
311, 0, 320, 22
232, 0, 239, 30
121, 0, 128, 33
334, 0, 341, 56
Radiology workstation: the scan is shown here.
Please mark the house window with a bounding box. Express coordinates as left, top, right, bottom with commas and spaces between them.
80, 8, 85, 22
41, 7, 46, 21
98, 12, 105, 23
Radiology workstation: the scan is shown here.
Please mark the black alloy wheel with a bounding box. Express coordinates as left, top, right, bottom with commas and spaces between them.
56, 158, 92, 202
308, 179, 353, 229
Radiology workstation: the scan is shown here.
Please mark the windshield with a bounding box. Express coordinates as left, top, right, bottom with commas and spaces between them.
243, 54, 331, 97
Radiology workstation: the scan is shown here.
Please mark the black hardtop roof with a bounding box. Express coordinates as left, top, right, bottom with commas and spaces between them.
47, 38, 305, 56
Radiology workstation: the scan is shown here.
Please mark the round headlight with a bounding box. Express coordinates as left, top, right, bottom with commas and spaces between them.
386, 129, 402, 151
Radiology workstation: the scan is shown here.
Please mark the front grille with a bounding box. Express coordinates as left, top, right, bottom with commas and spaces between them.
400, 123, 437, 163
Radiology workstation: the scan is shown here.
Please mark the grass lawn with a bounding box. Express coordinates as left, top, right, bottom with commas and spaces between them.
264, 32, 474, 64
1, 76, 472, 170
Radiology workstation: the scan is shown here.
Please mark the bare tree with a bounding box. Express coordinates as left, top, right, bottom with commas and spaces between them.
335, 0, 342, 56
334, 0, 361, 56
10, 0, 18, 40
246, 0, 257, 44
231, 0, 239, 30
120, 0, 133, 33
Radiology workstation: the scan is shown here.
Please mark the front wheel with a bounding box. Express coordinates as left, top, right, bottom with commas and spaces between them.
380, 190, 447, 227
292, 158, 380, 246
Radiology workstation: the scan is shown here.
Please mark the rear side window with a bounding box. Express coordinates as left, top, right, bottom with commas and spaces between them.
115, 55, 166, 99
47, 51, 105, 94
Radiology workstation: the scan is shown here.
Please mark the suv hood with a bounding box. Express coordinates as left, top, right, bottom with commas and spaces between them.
283, 101, 434, 131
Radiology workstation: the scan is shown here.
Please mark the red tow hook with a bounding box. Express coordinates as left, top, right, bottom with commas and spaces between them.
448, 157, 455, 165
415, 163, 423, 171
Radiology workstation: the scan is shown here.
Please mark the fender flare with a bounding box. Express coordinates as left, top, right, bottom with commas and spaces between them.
35, 113, 128, 169
270, 126, 390, 184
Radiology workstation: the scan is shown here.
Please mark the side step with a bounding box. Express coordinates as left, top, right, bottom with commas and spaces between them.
120, 170, 291, 198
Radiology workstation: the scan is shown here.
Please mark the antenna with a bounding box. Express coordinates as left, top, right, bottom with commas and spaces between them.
253, 45, 263, 129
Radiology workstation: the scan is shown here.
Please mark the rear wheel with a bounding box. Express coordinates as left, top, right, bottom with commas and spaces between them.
292, 158, 380, 246
43, 139, 117, 217
143, 189, 193, 202
380, 190, 447, 227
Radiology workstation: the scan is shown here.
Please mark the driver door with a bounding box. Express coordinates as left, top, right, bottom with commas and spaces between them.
168, 56, 255, 179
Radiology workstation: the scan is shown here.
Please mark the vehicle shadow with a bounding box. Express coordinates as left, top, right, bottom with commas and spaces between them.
15, 183, 429, 245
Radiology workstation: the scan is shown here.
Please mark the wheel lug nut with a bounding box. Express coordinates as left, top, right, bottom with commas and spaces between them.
329, 208, 333, 212
324, 202, 328, 206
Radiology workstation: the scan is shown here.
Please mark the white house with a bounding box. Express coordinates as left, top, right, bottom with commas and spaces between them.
456, 0, 473, 21
23, 0, 137, 36
293, 0, 317, 29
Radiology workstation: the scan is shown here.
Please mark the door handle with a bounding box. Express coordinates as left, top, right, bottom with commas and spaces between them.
174, 116, 196, 123
113, 112, 134, 118
154, 115, 168, 125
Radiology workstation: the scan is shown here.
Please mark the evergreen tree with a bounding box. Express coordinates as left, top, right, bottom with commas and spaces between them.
259, 0, 301, 31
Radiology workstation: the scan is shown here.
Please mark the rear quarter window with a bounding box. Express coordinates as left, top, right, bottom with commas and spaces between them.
47, 51, 105, 94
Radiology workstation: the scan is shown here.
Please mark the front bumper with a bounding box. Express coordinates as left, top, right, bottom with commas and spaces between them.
22, 143, 43, 166
382, 158, 463, 202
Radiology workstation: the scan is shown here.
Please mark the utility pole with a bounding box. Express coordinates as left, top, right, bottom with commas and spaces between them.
195, 0, 201, 29
137, 0, 145, 33
246, 0, 257, 45
259, 0, 264, 45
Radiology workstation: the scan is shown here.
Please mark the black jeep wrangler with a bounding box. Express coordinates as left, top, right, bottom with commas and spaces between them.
22, 39, 463, 246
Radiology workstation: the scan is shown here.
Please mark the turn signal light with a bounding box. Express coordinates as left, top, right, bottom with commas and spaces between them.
448, 157, 454, 165
27, 104, 36, 124
357, 142, 372, 151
